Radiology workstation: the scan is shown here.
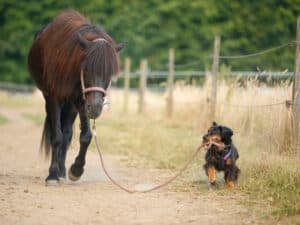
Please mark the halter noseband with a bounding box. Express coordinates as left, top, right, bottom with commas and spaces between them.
80, 38, 109, 100
80, 69, 107, 100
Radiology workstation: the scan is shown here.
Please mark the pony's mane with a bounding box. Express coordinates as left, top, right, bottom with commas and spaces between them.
37, 10, 119, 99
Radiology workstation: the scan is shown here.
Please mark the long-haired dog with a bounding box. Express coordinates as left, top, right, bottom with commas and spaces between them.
202, 122, 240, 188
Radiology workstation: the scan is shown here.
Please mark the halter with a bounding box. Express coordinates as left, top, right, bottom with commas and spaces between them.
80, 38, 109, 100
93, 38, 108, 43
80, 69, 107, 100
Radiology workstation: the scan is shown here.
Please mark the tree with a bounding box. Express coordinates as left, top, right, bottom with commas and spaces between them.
0, 0, 299, 83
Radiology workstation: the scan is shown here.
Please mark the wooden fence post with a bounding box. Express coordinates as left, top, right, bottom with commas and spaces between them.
123, 57, 131, 113
292, 16, 300, 151
166, 48, 174, 117
209, 36, 221, 119
138, 59, 147, 114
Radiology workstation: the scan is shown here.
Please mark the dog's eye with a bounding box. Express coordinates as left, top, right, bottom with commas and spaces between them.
212, 137, 221, 142
207, 135, 222, 143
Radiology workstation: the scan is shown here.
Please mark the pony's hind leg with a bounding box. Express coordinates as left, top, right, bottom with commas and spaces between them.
59, 103, 78, 181
44, 97, 63, 186
68, 104, 92, 181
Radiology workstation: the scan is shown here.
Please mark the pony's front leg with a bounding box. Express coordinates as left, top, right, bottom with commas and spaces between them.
68, 105, 92, 181
59, 103, 78, 180
45, 97, 63, 186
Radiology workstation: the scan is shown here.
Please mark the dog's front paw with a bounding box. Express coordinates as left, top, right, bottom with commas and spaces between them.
208, 167, 216, 184
226, 180, 235, 189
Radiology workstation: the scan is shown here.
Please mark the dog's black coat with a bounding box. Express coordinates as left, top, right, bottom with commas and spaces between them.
203, 122, 240, 187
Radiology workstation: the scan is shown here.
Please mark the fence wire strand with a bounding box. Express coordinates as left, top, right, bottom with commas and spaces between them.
217, 101, 287, 108
173, 61, 201, 68
172, 41, 295, 68
216, 42, 293, 59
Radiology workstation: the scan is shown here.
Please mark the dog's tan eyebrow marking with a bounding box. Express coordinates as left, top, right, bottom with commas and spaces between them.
207, 135, 222, 142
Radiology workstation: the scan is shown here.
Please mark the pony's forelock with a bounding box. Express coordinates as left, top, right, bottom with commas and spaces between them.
83, 41, 119, 85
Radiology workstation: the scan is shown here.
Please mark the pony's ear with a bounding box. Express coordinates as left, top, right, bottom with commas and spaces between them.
77, 33, 91, 50
115, 42, 127, 52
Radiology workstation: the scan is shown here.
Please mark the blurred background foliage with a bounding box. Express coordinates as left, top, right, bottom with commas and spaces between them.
0, 0, 300, 83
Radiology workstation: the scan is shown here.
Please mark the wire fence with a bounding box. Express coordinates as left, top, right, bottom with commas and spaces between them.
215, 100, 288, 109
1, 38, 296, 84
120, 38, 299, 116
3, 34, 299, 148
0, 82, 34, 93
119, 70, 293, 78
0, 70, 293, 94
0, 40, 296, 96
171, 40, 296, 68
216, 100, 299, 109
117, 40, 297, 78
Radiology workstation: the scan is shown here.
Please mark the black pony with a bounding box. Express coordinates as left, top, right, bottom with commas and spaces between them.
28, 10, 126, 185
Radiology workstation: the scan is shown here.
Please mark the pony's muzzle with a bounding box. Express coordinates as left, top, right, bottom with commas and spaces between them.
85, 92, 104, 119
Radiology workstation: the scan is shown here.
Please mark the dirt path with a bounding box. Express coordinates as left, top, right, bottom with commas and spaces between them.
0, 106, 260, 225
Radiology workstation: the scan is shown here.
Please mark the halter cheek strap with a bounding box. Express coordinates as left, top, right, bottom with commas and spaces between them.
80, 69, 107, 100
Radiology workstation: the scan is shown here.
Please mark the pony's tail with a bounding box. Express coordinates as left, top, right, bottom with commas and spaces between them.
40, 116, 51, 158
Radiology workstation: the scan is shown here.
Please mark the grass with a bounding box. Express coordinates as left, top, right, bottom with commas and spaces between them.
238, 157, 300, 217
0, 93, 33, 107
92, 78, 299, 220
0, 113, 8, 125
96, 112, 299, 219
22, 112, 44, 126
0, 91, 44, 127
0, 90, 42, 108
96, 114, 201, 169
1, 79, 299, 221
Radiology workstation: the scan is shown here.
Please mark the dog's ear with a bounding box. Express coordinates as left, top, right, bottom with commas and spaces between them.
212, 121, 218, 127
222, 126, 233, 137
220, 126, 233, 144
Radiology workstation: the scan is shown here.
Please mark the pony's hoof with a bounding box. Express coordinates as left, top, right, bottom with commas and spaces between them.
45, 179, 60, 186
68, 168, 81, 181
45, 174, 60, 186
58, 177, 66, 184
